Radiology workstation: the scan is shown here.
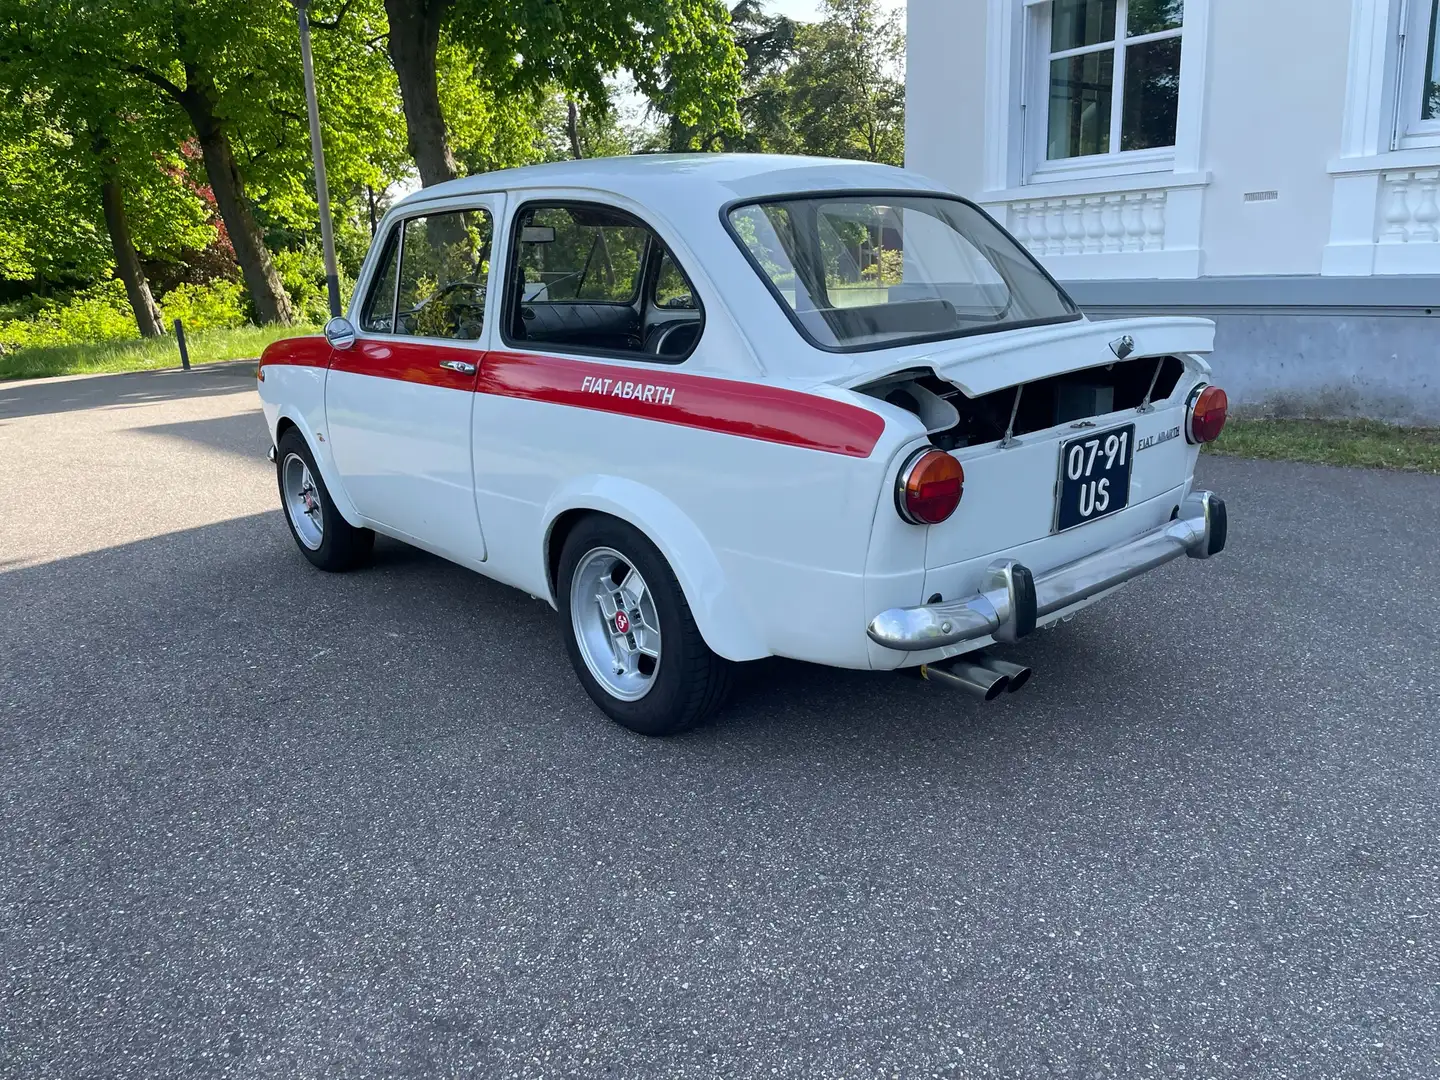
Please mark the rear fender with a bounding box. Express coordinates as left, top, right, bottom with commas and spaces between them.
541, 476, 770, 663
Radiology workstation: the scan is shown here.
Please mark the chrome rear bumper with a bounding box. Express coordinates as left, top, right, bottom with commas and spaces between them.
866, 490, 1227, 652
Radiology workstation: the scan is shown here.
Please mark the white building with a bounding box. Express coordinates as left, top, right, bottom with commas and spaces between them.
906, 0, 1440, 422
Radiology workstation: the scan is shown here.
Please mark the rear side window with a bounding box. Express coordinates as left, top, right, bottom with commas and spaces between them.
514, 206, 647, 303
653, 250, 697, 310
359, 208, 493, 340
502, 202, 704, 361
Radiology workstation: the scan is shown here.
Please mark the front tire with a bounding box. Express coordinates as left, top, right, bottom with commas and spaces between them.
558, 517, 732, 736
275, 428, 373, 572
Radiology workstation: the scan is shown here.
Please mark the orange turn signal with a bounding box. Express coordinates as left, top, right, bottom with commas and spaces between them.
896, 448, 964, 525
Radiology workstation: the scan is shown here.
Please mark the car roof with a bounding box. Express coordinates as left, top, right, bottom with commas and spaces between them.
393, 153, 948, 211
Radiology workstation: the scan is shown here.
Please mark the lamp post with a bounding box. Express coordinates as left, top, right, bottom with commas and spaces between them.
293, 0, 341, 318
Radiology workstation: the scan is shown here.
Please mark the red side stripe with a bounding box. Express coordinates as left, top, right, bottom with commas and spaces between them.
259, 335, 331, 368
329, 338, 478, 392
478, 351, 886, 459
258, 335, 887, 459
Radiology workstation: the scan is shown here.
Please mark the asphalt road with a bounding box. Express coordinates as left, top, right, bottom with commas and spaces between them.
2, 363, 1438, 1079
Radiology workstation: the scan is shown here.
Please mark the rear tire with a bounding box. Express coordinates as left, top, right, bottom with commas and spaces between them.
558, 516, 732, 736
276, 428, 373, 572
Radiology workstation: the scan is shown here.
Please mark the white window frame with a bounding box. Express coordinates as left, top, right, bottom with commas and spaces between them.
1324, 0, 1440, 275
983, 0, 1210, 194
1024, 0, 1186, 181
1396, 0, 1440, 147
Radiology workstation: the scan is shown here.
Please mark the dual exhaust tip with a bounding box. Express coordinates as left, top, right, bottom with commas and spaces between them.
920, 654, 1033, 702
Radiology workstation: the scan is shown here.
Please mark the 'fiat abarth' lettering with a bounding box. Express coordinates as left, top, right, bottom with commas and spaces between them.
581, 375, 677, 406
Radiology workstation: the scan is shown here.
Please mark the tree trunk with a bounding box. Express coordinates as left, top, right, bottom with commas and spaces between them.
91, 132, 165, 338
179, 86, 293, 326
101, 176, 165, 337
385, 0, 458, 187
567, 100, 584, 159
194, 125, 293, 325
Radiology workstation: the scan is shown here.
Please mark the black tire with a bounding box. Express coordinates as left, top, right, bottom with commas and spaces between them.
275, 428, 374, 572
558, 516, 732, 736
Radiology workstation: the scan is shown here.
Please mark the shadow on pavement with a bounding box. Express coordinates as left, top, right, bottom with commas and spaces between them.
0, 360, 258, 422
135, 409, 271, 461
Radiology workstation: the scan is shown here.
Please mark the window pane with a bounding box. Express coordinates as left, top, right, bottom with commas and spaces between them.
1120, 36, 1181, 151
395, 210, 492, 340
1049, 51, 1114, 159
729, 196, 1077, 350
360, 230, 399, 333
516, 206, 646, 303
1127, 0, 1183, 37
653, 251, 696, 309
1051, 0, 1117, 51
728, 204, 815, 311
508, 203, 698, 357
1425, 0, 1440, 121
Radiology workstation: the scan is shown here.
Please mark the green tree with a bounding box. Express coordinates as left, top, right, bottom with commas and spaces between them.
0, 61, 213, 335
0, 0, 408, 325
784, 0, 905, 165
382, 0, 744, 186
663, 0, 798, 152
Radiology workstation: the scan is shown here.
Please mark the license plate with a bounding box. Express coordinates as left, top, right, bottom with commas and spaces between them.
1054, 424, 1134, 532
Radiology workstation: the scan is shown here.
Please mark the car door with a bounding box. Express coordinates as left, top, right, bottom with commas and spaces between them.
325, 197, 503, 564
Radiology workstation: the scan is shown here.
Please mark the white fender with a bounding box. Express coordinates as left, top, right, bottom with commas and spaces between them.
262, 365, 365, 528
541, 476, 770, 663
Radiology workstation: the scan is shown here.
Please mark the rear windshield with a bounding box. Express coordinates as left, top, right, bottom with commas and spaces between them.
726, 194, 1080, 351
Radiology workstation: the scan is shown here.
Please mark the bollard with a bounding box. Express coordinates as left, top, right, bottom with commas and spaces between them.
174, 318, 190, 371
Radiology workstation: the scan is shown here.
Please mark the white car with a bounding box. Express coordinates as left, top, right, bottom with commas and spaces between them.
257, 154, 1230, 736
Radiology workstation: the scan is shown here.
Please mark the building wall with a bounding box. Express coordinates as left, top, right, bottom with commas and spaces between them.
904, 0, 989, 197
905, 0, 1440, 422
1198, 0, 1353, 276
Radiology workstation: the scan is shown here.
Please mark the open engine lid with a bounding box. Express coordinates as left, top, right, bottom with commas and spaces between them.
828, 316, 1216, 397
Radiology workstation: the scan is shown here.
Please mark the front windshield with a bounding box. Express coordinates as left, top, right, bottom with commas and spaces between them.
727, 194, 1080, 351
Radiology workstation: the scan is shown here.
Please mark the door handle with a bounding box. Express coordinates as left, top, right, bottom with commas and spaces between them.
439, 359, 477, 375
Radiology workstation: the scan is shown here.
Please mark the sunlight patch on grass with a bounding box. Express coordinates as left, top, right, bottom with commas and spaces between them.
0, 325, 318, 381
1209, 418, 1440, 475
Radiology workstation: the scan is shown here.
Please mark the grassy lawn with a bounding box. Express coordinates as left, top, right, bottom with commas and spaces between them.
1209, 418, 1440, 474
0, 324, 317, 381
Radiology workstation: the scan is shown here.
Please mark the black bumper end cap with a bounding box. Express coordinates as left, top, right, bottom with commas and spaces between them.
1208, 496, 1228, 557
1013, 563, 1038, 639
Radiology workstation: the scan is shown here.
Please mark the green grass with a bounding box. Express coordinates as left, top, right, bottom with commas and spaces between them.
0, 324, 319, 381
1209, 418, 1440, 474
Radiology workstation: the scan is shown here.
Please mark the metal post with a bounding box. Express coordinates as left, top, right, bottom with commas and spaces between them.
294, 0, 341, 319
174, 319, 190, 370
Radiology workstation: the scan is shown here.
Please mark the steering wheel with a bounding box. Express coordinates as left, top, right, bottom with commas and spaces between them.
398, 280, 486, 338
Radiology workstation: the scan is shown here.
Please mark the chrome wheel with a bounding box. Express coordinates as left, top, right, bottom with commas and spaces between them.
281, 452, 324, 550
568, 546, 662, 702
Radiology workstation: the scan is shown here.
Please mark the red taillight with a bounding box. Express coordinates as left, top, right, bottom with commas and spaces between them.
897, 448, 964, 525
1187, 385, 1229, 444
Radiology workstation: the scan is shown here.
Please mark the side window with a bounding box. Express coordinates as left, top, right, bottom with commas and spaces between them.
652, 251, 696, 310
394, 209, 492, 340
505, 202, 703, 360
359, 229, 399, 333
514, 205, 647, 303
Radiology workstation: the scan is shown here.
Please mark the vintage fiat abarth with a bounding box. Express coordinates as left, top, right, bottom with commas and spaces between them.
257, 154, 1229, 736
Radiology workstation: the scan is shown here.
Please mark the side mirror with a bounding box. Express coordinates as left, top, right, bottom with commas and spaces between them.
324, 316, 357, 351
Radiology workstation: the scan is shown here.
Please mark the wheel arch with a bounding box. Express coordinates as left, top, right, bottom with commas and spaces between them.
541, 478, 770, 663
272, 407, 364, 527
